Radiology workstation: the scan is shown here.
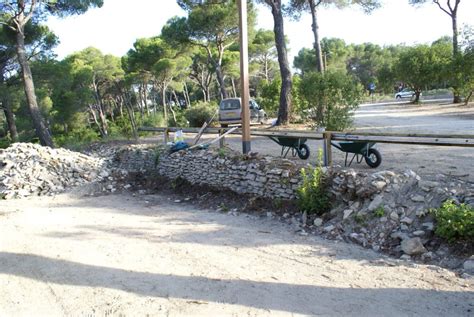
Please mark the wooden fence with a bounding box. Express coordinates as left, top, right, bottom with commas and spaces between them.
138, 126, 474, 166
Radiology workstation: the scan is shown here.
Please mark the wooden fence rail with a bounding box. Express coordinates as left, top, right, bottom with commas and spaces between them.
138, 126, 474, 166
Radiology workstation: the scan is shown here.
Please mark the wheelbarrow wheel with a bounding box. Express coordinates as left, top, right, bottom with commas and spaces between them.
297, 144, 310, 160
365, 148, 382, 168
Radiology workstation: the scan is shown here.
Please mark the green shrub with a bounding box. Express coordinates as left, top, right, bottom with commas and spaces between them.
168, 110, 189, 128
0, 138, 11, 149
184, 101, 217, 127
256, 76, 303, 118
298, 70, 363, 131
53, 127, 99, 149
142, 112, 165, 126
433, 200, 474, 241
256, 79, 280, 117
108, 115, 135, 139
296, 151, 330, 215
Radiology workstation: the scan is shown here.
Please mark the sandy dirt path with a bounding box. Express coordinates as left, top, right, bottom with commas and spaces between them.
1, 193, 472, 316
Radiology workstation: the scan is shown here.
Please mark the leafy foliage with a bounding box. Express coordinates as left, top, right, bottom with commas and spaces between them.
168, 110, 189, 127
296, 150, 330, 215
395, 41, 452, 102
433, 200, 474, 241
256, 79, 281, 117
298, 70, 363, 130
456, 26, 474, 102
53, 126, 99, 149
184, 101, 217, 127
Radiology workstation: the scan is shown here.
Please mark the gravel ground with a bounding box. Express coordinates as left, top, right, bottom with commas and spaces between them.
0, 192, 472, 316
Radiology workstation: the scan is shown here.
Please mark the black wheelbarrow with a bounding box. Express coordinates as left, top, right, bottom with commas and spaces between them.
268, 136, 310, 160
331, 141, 382, 168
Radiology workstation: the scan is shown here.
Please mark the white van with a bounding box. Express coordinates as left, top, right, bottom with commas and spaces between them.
218, 98, 267, 127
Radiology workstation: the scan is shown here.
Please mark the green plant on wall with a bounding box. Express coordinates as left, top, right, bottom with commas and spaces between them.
374, 206, 385, 218
432, 200, 474, 241
153, 145, 166, 166
296, 150, 330, 215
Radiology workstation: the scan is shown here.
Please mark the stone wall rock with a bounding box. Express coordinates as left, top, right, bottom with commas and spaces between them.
0, 143, 109, 199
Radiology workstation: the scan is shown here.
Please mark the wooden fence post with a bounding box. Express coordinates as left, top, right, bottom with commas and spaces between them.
164, 128, 170, 144
323, 132, 333, 166
219, 128, 225, 148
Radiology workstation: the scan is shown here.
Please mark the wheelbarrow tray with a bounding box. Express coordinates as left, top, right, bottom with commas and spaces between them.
331, 141, 381, 168
267, 136, 310, 160
269, 136, 308, 147
337, 141, 375, 155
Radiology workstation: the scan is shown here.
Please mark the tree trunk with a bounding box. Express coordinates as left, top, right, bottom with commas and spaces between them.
92, 79, 108, 137
464, 91, 472, 106
88, 104, 106, 137
268, 0, 292, 125
413, 89, 422, 104
263, 54, 270, 81
215, 64, 228, 100
2, 97, 19, 142
161, 85, 168, 124
309, 0, 324, 73
172, 90, 180, 108
143, 84, 150, 115
118, 85, 138, 139
15, 30, 54, 147
138, 84, 145, 120
451, 12, 462, 103
183, 82, 191, 107
231, 77, 237, 97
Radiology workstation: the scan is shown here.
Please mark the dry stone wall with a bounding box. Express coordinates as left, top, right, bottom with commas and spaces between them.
114, 146, 474, 210
157, 149, 302, 200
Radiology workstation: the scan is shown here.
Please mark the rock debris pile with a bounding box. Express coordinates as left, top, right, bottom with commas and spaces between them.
0, 143, 109, 199
311, 169, 474, 263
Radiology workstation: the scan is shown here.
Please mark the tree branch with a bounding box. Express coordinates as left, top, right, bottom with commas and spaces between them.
0, 21, 16, 32
433, 0, 452, 17
24, 0, 38, 25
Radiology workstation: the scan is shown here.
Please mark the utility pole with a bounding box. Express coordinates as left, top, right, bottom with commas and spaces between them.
192, 0, 251, 154
238, 0, 251, 154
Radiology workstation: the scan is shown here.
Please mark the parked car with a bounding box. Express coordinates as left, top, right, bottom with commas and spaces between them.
395, 88, 421, 100
218, 98, 267, 127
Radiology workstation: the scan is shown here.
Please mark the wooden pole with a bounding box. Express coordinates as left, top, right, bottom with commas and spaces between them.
323, 132, 333, 166
164, 128, 170, 144
219, 128, 225, 148
238, 0, 251, 154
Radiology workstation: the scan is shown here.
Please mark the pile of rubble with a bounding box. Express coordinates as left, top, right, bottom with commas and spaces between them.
0, 143, 110, 199
286, 169, 474, 269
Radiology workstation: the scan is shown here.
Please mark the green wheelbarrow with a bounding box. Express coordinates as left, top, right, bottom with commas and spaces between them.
267, 136, 310, 160
331, 141, 382, 168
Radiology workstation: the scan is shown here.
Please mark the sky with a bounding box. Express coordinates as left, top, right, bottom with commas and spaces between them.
46, 0, 474, 63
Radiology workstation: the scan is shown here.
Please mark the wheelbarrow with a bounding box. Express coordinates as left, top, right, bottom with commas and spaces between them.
267, 136, 310, 160
331, 141, 382, 168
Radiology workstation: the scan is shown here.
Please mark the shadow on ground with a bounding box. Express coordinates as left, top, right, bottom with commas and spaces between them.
0, 252, 472, 316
